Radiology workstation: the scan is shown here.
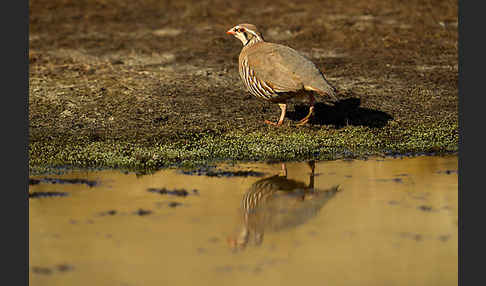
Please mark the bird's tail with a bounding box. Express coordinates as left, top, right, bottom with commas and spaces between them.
319, 72, 339, 102
309, 83, 338, 103
308, 70, 339, 102
322, 81, 338, 102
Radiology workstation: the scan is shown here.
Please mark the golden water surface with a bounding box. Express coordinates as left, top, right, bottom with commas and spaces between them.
29, 155, 458, 286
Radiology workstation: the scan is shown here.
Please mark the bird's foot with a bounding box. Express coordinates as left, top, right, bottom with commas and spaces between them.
296, 106, 314, 126
264, 120, 283, 126
296, 117, 311, 126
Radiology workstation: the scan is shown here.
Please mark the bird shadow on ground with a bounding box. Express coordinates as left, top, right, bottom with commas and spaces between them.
287, 93, 393, 129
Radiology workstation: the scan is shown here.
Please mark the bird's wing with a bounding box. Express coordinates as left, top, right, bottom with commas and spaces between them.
247, 44, 306, 93
247, 43, 339, 99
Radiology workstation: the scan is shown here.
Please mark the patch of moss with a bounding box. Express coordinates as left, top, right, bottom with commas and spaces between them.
29, 120, 458, 175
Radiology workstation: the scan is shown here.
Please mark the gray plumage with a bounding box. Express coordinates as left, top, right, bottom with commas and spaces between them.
240, 42, 337, 101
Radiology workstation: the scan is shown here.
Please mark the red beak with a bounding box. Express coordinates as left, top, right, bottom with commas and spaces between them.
226, 30, 235, 35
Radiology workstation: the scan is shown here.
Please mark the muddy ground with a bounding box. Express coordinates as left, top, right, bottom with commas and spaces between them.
29, 0, 458, 173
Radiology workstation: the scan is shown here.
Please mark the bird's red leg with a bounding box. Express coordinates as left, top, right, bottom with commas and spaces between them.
296, 94, 315, 126
264, 103, 287, 126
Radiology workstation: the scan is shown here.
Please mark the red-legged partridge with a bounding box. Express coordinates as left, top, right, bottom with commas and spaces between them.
227, 23, 338, 126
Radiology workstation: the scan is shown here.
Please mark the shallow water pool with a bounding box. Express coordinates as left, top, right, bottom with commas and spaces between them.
29, 155, 458, 286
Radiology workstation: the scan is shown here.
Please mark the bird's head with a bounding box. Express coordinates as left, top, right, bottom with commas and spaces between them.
226, 23, 264, 46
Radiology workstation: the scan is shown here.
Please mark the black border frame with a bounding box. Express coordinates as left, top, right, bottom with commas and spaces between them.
4, 0, 29, 285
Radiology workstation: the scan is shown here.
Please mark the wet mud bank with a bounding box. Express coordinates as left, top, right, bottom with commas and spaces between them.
29, 0, 458, 174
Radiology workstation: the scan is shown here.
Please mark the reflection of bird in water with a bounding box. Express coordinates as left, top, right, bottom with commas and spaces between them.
228, 161, 340, 251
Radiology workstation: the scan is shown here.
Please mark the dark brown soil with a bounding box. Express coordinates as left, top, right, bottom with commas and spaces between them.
29, 0, 458, 171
